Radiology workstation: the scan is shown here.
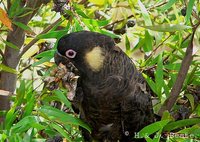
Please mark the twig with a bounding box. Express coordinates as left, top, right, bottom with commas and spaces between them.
101, 15, 134, 29
158, 22, 200, 116
7, 0, 11, 11
19, 64, 32, 74
147, 1, 168, 11
145, 34, 172, 62
19, 18, 62, 57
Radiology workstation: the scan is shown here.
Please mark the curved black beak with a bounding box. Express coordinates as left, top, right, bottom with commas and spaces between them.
54, 51, 70, 66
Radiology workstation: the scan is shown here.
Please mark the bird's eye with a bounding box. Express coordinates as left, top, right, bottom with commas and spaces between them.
65, 49, 76, 58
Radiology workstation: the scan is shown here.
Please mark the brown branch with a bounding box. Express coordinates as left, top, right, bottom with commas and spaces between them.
147, 1, 168, 11
101, 15, 134, 29
158, 23, 200, 116
19, 18, 62, 57
19, 64, 32, 74
7, 0, 11, 10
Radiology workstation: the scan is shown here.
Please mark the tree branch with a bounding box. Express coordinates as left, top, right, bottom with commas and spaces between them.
158, 23, 200, 116
19, 18, 62, 57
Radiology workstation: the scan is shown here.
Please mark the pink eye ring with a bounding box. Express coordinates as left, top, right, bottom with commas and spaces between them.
65, 49, 77, 58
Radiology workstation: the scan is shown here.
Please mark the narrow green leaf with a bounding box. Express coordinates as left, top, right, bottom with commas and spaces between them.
0, 133, 7, 142
13, 21, 33, 33
145, 137, 153, 142
138, 120, 170, 138
0, 64, 18, 74
143, 30, 153, 52
2, 40, 19, 50
39, 106, 91, 133
155, 54, 164, 98
163, 82, 170, 97
163, 118, 200, 131
143, 73, 157, 94
50, 123, 72, 142
11, 116, 44, 133
179, 126, 200, 137
164, 63, 181, 71
138, 0, 152, 26
185, 94, 195, 111
151, 130, 162, 142
37, 30, 68, 39
74, 4, 89, 18
32, 56, 52, 67
82, 18, 110, 27
72, 18, 84, 32
8, 0, 21, 18
5, 107, 18, 130
16, 80, 26, 106
53, 90, 72, 109
185, 0, 195, 23
132, 38, 145, 52
157, 0, 178, 12
142, 24, 191, 32
125, 35, 131, 54
22, 93, 35, 118
34, 50, 55, 58
98, 29, 120, 38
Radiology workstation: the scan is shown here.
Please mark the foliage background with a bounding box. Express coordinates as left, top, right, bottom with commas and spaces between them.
0, 0, 200, 141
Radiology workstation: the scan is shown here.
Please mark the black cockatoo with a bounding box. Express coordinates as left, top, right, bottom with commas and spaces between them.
54, 31, 154, 142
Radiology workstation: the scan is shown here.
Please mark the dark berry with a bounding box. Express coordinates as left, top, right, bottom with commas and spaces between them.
127, 20, 135, 27
181, 7, 187, 16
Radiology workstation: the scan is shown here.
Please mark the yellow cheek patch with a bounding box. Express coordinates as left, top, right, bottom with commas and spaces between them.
85, 46, 105, 72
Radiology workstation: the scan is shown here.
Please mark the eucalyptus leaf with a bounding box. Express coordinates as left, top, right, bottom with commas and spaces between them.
142, 24, 191, 32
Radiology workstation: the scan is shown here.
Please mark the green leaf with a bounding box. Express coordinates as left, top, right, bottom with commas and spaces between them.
138, 120, 170, 138
72, 18, 84, 32
143, 30, 153, 52
157, 0, 178, 12
74, 5, 89, 18
39, 106, 91, 133
22, 93, 35, 118
8, 0, 21, 18
161, 111, 173, 121
37, 30, 68, 39
185, 94, 195, 111
132, 38, 145, 52
82, 18, 110, 27
5, 107, 18, 130
0, 133, 7, 142
143, 73, 157, 94
13, 21, 33, 33
164, 63, 181, 71
2, 39, 19, 50
142, 24, 191, 32
98, 29, 120, 38
53, 90, 72, 109
185, 0, 195, 23
34, 50, 55, 58
155, 54, 164, 98
163, 82, 170, 97
16, 80, 26, 106
163, 118, 200, 131
138, 0, 152, 26
50, 123, 72, 142
125, 35, 131, 55
0, 64, 18, 74
179, 126, 200, 137
32, 56, 52, 67
11, 116, 45, 134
